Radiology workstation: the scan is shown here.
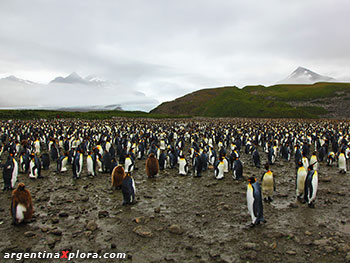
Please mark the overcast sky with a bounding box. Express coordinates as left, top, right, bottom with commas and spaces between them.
0, 0, 349, 110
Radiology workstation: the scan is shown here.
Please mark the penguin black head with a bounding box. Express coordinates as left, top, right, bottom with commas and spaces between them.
308, 164, 314, 171
264, 163, 269, 171
248, 177, 256, 184
298, 161, 303, 167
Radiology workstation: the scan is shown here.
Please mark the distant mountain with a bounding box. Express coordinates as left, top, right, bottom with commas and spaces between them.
278, 67, 335, 84
1, 75, 36, 85
50, 72, 89, 85
55, 104, 123, 112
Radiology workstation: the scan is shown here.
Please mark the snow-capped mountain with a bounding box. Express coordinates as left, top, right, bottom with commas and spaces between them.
2, 75, 36, 85
278, 67, 336, 84
50, 72, 109, 87
50, 72, 89, 85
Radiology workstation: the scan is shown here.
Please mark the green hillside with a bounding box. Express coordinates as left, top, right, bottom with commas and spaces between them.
151, 82, 350, 118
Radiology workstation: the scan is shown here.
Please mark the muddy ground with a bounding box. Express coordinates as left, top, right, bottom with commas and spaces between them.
0, 148, 350, 263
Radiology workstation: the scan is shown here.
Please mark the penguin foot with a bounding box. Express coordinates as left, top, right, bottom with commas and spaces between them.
248, 223, 255, 228
308, 202, 315, 208
263, 198, 268, 203
268, 197, 273, 202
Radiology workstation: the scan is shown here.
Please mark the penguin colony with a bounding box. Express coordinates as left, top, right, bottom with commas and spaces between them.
0, 118, 349, 226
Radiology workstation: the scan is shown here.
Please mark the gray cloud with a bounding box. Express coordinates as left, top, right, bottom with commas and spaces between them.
0, 0, 349, 110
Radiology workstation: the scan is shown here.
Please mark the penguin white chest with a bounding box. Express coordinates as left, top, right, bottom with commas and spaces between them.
16, 204, 27, 223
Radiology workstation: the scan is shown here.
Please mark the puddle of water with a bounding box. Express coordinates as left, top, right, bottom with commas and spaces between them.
271, 201, 290, 210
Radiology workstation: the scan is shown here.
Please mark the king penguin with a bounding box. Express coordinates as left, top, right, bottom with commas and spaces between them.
124, 154, 135, 173
296, 161, 307, 200
122, 172, 136, 205
261, 163, 275, 202
214, 156, 225, 180
87, 151, 96, 176
11, 183, 33, 225
2, 154, 17, 190
29, 153, 41, 179
57, 153, 68, 172
338, 150, 347, 173
304, 165, 318, 208
246, 176, 265, 226
178, 155, 188, 176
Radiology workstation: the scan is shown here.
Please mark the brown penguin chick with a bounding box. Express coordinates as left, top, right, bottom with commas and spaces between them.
146, 153, 159, 178
11, 183, 33, 225
111, 165, 125, 190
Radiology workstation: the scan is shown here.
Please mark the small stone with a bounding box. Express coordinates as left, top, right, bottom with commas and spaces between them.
51, 229, 62, 236
59, 212, 69, 217
98, 210, 109, 218
168, 224, 184, 235
81, 196, 89, 202
324, 246, 335, 253
86, 221, 98, 231
223, 205, 229, 211
111, 243, 117, 249
41, 227, 49, 232
133, 226, 153, 238
154, 207, 161, 213
51, 218, 59, 224
85, 231, 92, 237
286, 250, 296, 255
313, 239, 329, 246
305, 231, 312, 236
243, 242, 257, 250
319, 176, 332, 183
24, 231, 36, 237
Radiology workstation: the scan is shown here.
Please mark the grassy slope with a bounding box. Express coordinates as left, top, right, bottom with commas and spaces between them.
151, 82, 350, 118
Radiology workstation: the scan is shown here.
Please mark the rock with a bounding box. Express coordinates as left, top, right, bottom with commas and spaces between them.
41, 227, 49, 232
305, 231, 312, 236
24, 231, 36, 237
81, 196, 89, 202
243, 242, 257, 250
47, 237, 56, 249
50, 229, 62, 236
59, 212, 69, 217
324, 246, 335, 253
313, 239, 329, 246
111, 243, 117, 249
133, 216, 149, 224
223, 205, 229, 211
85, 231, 92, 237
289, 202, 298, 208
133, 226, 153, 238
240, 251, 257, 260
51, 218, 59, 224
154, 207, 161, 213
266, 231, 284, 239
98, 210, 109, 218
286, 250, 296, 255
168, 224, 184, 235
86, 221, 98, 231
319, 176, 332, 183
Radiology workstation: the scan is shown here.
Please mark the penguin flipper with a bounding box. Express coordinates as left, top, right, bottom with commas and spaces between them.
253, 186, 264, 222
11, 198, 17, 225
